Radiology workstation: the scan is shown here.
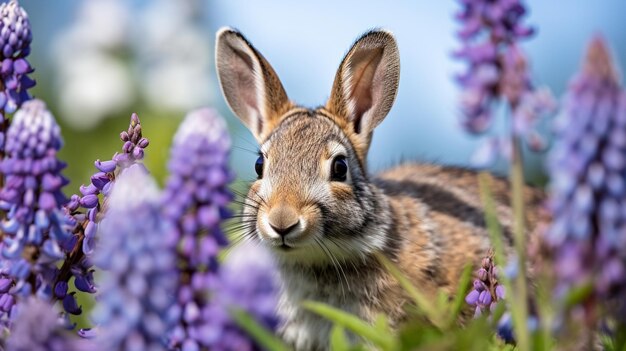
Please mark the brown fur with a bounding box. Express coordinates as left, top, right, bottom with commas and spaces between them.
215, 28, 544, 351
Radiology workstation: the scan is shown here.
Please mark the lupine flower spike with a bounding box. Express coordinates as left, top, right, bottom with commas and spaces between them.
466, 251, 505, 317
163, 108, 233, 350
5, 297, 86, 351
163, 108, 280, 350
454, 0, 554, 165
92, 164, 176, 351
204, 242, 281, 350
54, 113, 149, 318
0, 100, 72, 326
545, 36, 626, 325
0, 0, 35, 153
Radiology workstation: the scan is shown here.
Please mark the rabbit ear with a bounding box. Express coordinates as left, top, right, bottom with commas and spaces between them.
326, 30, 400, 148
216, 28, 292, 141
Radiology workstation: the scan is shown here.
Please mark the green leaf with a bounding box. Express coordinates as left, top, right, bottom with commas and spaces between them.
478, 173, 530, 351
373, 252, 445, 329
330, 325, 351, 351
562, 282, 593, 307
477, 173, 506, 267
230, 308, 289, 351
302, 300, 397, 350
446, 263, 473, 327
374, 314, 392, 333
398, 322, 443, 350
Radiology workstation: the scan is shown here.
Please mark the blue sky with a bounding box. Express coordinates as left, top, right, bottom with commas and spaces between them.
20, 0, 626, 179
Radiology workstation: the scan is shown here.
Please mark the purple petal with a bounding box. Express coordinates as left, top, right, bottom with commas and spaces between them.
54, 281, 68, 299
84, 221, 97, 239
478, 290, 492, 306
80, 183, 98, 196
94, 159, 117, 173
62, 292, 82, 315
465, 289, 480, 305
495, 285, 505, 300
13, 58, 30, 74
91, 172, 110, 190
0, 278, 12, 293
74, 273, 97, 294
80, 194, 99, 209
38, 192, 56, 211
78, 328, 97, 339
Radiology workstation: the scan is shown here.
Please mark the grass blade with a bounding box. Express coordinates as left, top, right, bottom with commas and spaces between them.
374, 252, 445, 329
302, 300, 396, 350
479, 171, 529, 351
230, 308, 290, 351
446, 263, 473, 327
330, 325, 351, 351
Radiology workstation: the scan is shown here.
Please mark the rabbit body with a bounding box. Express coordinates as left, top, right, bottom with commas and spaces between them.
215, 28, 542, 351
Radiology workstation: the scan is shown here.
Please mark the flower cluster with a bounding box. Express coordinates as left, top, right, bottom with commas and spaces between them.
5, 297, 85, 351
0, 0, 34, 116
0, 0, 35, 156
454, 0, 554, 165
162, 108, 233, 349
163, 108, 233, 348
0, 99, 70, 264
545, 36, 626, 322
465, 252, 505, 317
163, 108, 231, 270
51, 113, 150, 317
0, 269, 15, 332
163, 109, 282, 351
455, 0, 533, 132
204, 242, 280, 350
92, 165, 176, 351
0, 100, 71, 313
65, 112, 148, 256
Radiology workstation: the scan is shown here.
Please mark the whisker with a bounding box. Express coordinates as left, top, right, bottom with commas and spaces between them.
321, 238, 351, 295
314, 237, 347, 298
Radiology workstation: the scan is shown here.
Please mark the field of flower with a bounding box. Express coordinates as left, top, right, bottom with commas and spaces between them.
0, 0, 625, 350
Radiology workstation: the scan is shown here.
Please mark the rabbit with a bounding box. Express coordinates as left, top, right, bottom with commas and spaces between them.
215, 27, 544, 351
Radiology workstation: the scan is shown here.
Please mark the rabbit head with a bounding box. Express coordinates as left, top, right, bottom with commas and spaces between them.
216, 28, 400, 265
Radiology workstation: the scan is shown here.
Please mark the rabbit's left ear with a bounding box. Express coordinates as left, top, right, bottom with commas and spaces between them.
326, 30, 400, 149
215, 27, 292, 141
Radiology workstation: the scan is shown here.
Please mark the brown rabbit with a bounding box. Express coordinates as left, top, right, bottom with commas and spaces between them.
215, 27, 543, 351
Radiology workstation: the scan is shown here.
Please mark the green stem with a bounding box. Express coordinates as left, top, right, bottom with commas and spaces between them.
510, 135, 531, 351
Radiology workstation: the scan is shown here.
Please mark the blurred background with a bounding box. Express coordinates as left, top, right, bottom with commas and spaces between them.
15, 0, 626, 189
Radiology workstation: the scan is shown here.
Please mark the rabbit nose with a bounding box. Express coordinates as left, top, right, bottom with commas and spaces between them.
268, 206, 299, 237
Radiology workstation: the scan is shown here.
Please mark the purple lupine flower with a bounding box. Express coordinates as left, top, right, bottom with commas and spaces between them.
0, 100, 71, 327
495, 312, 538, 345
4, 297, 89, 351
0, 0, 35, 154
0, 268, 16, 332
162, 108, 234, 350
454, 0, 554, 165
92, 164, 176, 351
197, 242, 280, 351
73, 112, 148, 256
0, 99, 70, 264
53, 113, 149, 317
0, 0, 34, 113
465, 252, 505, 317
545, 36, 626, 323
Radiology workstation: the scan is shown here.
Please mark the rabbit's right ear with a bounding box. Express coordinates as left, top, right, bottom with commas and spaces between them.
215, 28, 292, 141
326, 30, 400, 160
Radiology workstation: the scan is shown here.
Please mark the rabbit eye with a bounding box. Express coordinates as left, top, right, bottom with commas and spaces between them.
255, 155, 264, 178
330, 156, 348, 182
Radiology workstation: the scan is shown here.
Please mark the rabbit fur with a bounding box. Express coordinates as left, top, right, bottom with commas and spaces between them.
215, 27, 543, 351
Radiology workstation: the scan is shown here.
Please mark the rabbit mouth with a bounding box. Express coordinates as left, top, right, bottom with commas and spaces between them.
279, 242, 294, 251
